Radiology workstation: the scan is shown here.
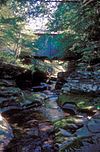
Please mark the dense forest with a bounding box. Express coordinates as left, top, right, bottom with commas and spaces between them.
0, 0, 100, 152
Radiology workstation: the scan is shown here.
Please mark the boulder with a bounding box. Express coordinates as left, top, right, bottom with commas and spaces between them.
0, 61, 28, 79
62, 103, 77, 115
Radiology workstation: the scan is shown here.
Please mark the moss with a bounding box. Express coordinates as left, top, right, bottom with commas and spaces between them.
55, 134, 65, 143
58, 94, 91, 105
58, 93, 94, 110
22, 92, 44, 101
53, 117, 79, 130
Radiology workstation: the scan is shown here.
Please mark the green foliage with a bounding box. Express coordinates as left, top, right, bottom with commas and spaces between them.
1, 0, 100, 66
0, 3, 38, 62
49, 1, 100, 63
0, 50, 16, 63
59, 136, 85, 152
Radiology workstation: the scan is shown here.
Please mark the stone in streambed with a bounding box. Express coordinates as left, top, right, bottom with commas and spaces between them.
59, 128, 72, 137
41, 107, 64, 121
62, 103, 77, 115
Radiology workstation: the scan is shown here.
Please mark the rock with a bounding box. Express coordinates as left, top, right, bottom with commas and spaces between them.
22, 100, 42, 109
15, 70, 33, 89
0, 86, 22, 114
75, 126, 92, 138
20, 91, 47, 107
41, 107, 64, 121
57, 72, 66, 82
45, 100, 58, 109
4, 108, 55, 151
59, 128, 72, 137
0, 113, 13, 151
87, 118, 100, 133
0, 97, 20, 108
55, 72, 66, 90
79, 108, 96, 116
16, 69, 48, 90
0, 79, 16, 87
62, 103, 77, 115
58, 137, 78, 151
1, 106, 22, 114
40, 93, 64, 121
67, 123, 79, 132
55, 81, 64, 90
45, 95, 58, 102
0, 86, 22, 113
62, 71, 100, 94
0, 87, 21, 97
39, 122, 54, 137
74, 114, 100, 138
32, 85, 47, 92
26, 128, 39, 137
0, 61, 29, 79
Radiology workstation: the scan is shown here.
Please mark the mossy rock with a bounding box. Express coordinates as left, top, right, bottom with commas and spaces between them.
58, 94, 94, 110
19, 91, 46, 106
53, 116, 83, 130
55, 134, 65, 143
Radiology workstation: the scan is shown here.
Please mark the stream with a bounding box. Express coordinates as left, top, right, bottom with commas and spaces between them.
0, 77, 100, 152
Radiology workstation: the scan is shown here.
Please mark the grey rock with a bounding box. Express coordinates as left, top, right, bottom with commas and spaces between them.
87, 119, 100, 133
75, 126, 92, 138
62, 103, 77, 115
62, 71, 100, 94
59, 128, 72, 137
41, 107, 64, 121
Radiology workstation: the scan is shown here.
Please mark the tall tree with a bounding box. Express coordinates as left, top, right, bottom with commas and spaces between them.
48, 0, 100, 72
0, 3, 38, 59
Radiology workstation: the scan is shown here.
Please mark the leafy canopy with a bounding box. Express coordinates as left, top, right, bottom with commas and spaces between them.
48, 0, 100, 63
